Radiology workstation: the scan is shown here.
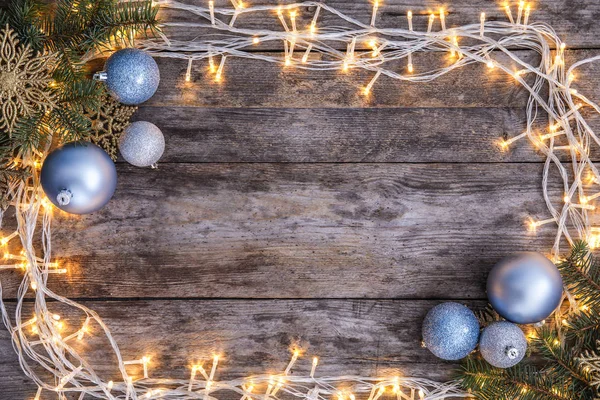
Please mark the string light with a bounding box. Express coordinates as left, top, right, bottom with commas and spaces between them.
5, 2, 600, 399
504, 3, 514, 24
310, 357, 319, 378
310, 6, 320, 36
523, 4, 531, 25
517, 1, 525, 25
479, 12, 485, 37
208, 0, 215, 25
216, 56, 226, 81
277, 7, 289, 32
363, 71, 381, 95
285, 349, 300, 374
427, 13, 435, 33
185, 58, 193, 82
290, 10, 298, 33
371, 0, 379, 27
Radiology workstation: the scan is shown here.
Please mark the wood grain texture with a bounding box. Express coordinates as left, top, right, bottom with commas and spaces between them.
0, 162, 567, 300
2, 1, 597, 397
160, 0, 600, 49
145, 51, 538, 108
143, 49, 600, 110
0, 299, 488, 397
132, 106, 600, 163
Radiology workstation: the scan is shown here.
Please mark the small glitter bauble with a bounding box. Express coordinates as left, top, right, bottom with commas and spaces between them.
422, 302, 480, 360
479, 321, 527, 368
119, 121, 165, 167
95, 48, 160, 105
487, 252, 563, 324
41, 142, 117, 214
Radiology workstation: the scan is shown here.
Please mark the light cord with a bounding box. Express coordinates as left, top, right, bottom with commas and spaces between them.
3, 1, 600, 398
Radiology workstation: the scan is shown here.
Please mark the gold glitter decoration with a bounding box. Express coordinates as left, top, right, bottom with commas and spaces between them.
0, 25, 56, 135
85, 93, 137, 160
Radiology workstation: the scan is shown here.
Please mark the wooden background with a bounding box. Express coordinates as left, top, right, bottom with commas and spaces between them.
2, 0, 600, 398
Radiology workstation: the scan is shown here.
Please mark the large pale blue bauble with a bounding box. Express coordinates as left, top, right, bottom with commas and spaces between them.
487, 252, 563, 324
41, 142, 117, 214
422, 302, 479, 360
97, 48, 160, 105
479, 321, 527, 368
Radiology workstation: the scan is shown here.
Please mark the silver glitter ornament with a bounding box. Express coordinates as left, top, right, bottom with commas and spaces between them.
479, 321, 527, 368
487, 252, 563, 324
422, 302, 480, 360
41, 142, 117, 214
94, 48, 160, 105
119, 121, 165, 167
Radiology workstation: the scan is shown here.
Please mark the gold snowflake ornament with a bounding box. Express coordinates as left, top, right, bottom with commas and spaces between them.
85, 92, 137, 161
0, 25, 56, 135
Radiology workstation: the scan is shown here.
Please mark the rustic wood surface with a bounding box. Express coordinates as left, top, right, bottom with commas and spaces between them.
1, 0, 600, 398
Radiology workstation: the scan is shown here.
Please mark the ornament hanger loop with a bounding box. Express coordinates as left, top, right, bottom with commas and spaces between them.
505, 346, 519, 360
56, 189, 72, 206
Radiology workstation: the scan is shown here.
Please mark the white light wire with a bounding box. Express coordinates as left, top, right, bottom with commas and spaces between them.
3, 1, 600, 398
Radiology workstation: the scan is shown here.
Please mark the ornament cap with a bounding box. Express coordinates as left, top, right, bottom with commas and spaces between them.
505, 346, 519, 360
93, 71, 108, 82
56, 189, 72, 206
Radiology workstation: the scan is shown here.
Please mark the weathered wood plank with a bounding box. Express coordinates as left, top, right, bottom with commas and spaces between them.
132, 106, 600, 163
144, 49, 600, 110
147, 51, 537, 108
0, 299, 488, 397
159, 0, 600, 49
0, 163, 568, 300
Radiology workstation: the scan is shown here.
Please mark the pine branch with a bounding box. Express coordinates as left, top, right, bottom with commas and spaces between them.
559, 241, 600, 310
532, 326, 594, 395
459, 358, 576, 400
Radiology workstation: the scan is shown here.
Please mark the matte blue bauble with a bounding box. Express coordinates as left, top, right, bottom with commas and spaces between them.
95, 48, 160, 105
422, 302, 479, 360
479, 321, 527, 368
41, 142, 117, 214
487, 252, 563, 324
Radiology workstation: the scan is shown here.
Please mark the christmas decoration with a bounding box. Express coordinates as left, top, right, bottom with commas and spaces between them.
94, 48, 160, 105
0, 25, 55, 135
478, 321, 526, 368
1, 1, 600, 399
460, 242, 599, 399
0, 0, 159, 206
40, 142, 117, 214
487, 252, 563, 324
85, 92, 137, 161
119, 121, 165, 167
422, 302, 479, 361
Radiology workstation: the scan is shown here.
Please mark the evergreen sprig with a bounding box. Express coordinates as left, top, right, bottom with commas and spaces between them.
458, 241, 600, 400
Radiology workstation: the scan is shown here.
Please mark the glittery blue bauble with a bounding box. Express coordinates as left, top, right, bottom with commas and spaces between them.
103, 48, 160, 105
41, 142, 117, 215
487, 252, 563, 324
422, 302, 480, 360
480, 321, 527, 368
